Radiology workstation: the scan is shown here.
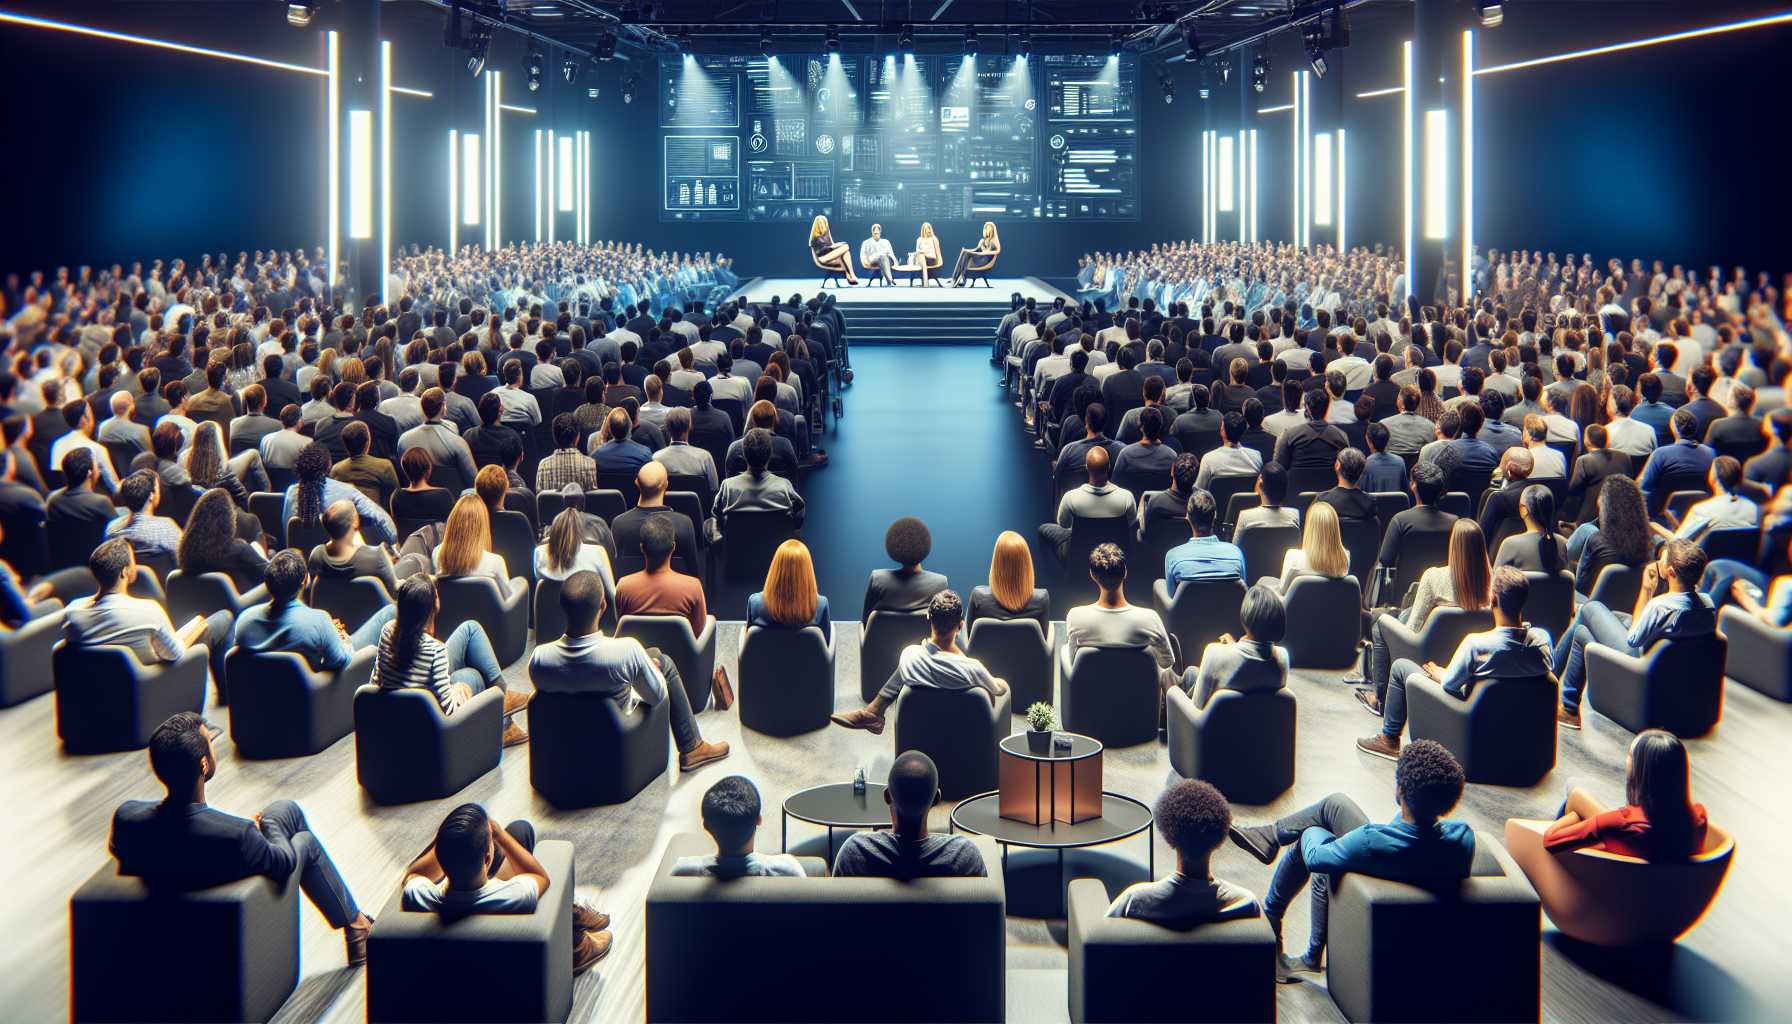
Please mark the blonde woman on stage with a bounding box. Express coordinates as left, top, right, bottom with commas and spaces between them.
912, 222, 943, 286
809, 214, 860, 286
951, 221, 1001, 286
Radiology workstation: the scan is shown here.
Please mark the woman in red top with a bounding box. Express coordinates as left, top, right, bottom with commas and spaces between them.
1544, 730, 1710, 860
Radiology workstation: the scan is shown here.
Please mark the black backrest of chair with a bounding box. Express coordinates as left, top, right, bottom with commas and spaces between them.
1390, 525, 1454, 599
48, 516, 112, 571
1587, 562, 1644, 608
491, 509, 537, 583
720, 509, 797, 580
1700, 526, 1760, 565
158, 484, 203, 527
1339, 516, 1383, 582
584, 489, 628, 523
1207, 475, 1258, 527
1235, 524, 1301, 583
1370, 491, 1411, 538
596, 470, 640, 506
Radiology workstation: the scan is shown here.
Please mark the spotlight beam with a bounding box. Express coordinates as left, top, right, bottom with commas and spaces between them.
0, 9, 323, 75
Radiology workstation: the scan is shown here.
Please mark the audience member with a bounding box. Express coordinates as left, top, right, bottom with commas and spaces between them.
1107, 779, 1260, 925
672, 776, 807, 877
1543, 729, 1710, 860
832, 751, 988, 879
371, 575, 528, 746
832, 589, 1009, 732
967, 529, 1051, 630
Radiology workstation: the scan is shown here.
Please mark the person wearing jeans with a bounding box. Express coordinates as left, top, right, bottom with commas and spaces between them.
373, 575, 531, 747
232, 549, 396, 671
109, 713, 375, 964
1224, 740, 1475, 983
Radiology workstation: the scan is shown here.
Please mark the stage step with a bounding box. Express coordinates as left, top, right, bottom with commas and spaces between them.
840, 301, 1002, 346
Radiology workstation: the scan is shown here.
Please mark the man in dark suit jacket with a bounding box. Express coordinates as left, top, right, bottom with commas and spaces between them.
260, 354, 301, 416
1099, 347, 1147, 424
353, 381, 401, 461
1564, 424, 1631, 523
1680, 366, 1725, 441
1704, 385, 1762, 455
108, 712, 374, 964
1477, 448, 1533, 546
465, 392, 524, 470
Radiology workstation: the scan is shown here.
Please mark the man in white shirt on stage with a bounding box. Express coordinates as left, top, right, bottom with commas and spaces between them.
860, 224, 897, 286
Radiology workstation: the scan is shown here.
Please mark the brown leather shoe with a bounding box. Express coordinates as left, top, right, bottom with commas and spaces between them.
1355, 733, 1401, 761
502, 689, 533, 716
573, 902, 610, 934
710, 666, 735, 711
345, 914, 374, 967
573, 930, 612, 976
828, 706, 886, 734
1557, 704, 1582, 730
678, 739, 731, 772
501, 722, 530, 748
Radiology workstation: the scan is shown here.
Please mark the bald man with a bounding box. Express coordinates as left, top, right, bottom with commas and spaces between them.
97, 389, 152, 453
1479, 445, 1534, 542
1037, 445, 1138, 565
611, 461, 701, 580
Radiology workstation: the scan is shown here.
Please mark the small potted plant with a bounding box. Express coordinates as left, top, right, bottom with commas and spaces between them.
1025, 702, 1056, 753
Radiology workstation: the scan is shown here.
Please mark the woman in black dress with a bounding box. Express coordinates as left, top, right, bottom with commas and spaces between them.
808, 214, 860, 286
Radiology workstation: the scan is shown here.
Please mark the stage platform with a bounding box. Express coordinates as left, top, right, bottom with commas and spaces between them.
731, 275, 1068, 306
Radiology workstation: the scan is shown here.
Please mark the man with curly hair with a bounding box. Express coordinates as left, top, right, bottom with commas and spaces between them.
1225, 739, 1474, 982
1107, 779, 1259, 926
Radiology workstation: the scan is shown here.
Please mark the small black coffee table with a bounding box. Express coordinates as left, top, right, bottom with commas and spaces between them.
950, 790, 1154, 914
781, 782, 890, 863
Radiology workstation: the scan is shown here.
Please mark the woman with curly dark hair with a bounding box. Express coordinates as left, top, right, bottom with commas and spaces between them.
1567, 473, 1651, 593
177, 487, 269, 592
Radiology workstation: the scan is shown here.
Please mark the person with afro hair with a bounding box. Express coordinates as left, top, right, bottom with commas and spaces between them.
1107, 779, 1260, 926
1225, 739, 1473, 982
861, 516, 950, 615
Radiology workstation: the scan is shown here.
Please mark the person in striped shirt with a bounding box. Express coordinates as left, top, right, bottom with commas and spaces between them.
370, 574, 531, 748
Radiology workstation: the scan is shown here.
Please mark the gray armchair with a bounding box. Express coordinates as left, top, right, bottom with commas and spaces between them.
529, 688, 670, 807
1058, 644, 1160, 748
1586, 632, 1727, 736
1166, 686, 1296, 804
892, 685, 1012, 799
859, 608, 930, 702
1152, 578, 1244, 670
54, 641, 209, 754
1067, 878, 1276, 1023
309, 575, 396, 632
165, 569, 267, 628
738, 625, 835, 736
1719, 606, 1792, 701
224, 647, 375, 759
71, 864, 298, 1023
1408, 673, 1557, 785
1380, 606, 1495, 668
353, 684, 504, 804
645, 832, 1005, 1022
1520, 570, 1575, 643
0, 607, 63, 707
1326, 836, 1541, 1024
617, 613, 718, 714
1281, 574, 1363, 668
435, 575, 531, 666
966, 616, 1053, 711
366, 840, 575, 1023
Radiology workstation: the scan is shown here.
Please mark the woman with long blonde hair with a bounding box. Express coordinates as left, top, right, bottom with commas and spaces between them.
969, 530, 1049, 630
1356, 519, 1493, 714
533, 506, 613, 585
432, 492, 520, 597
1275, 500, 1350, 590
914, 222, 943, 285
951, 220, 1001, 286
747, 539, 832, 634
808, 214, 860, 286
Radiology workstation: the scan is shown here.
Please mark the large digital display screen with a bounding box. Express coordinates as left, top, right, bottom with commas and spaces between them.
660, 53, 1138, 222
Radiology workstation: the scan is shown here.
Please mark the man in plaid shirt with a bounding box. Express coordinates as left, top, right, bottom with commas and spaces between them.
536, 413, 599, 493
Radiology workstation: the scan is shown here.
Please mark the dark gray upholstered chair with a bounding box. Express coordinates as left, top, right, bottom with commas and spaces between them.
1700, 526, 1759, 565
490, 508, 539, 588
1586, 632, 1727, 736
1165, 686, 1296, 804
645, 833, 1005, 1023
1235, 524, 1301, 583
248, 490, 286, 541
1380, 607, 1495, 669
966, 617, 1053, 711
533, 570, 619, 643
720, 509, 797, 583
617, 613, 718, 713
285, 515, 327, 553
435, 575, 530, 665
165, 569, 267, 626
366, 841, 575, 1023
353, 684, 504, 803
1058, 644, 1159, 747
1280, 574, 1363, 668
892, 685, 1012, 799
1381, 522, 1453, 606
1066, 878, 1276, 1023
71, 865, 299, 1024
1583, 562, 1644, 608
1520, 570, 1575, 643
0, 607, 63, 707
310, 575, 396, 632
859, 607, 930, 702
1058, 513, 1135, 604
738, 625, 835, 736
224, 647, 374, 759
529, 687, 670, 807
54, 641, 208, 754
1339, 516, 1382, 584
1408, 673, 1557, 785
1326, 836, 1541, 1024
1153, 577, 1244, 669
1719, 606, 1792, 701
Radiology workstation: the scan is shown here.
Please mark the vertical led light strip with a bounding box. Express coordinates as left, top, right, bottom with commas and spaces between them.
1291, 72, 1301, 248
1335, 128, 1347, 252
482, 71, 495, 248
379, 40, 391, 306
1247, 129, 1258, 244
578, 130, 591, 244
1313, 131, 1333, 226
533, 129, 543, 242
1200, 131, 1212, 243
326, 31, 339, 300
546, 129, 557, 244
492, 71, 502, 247
462, 132, 481, 225
448, 130, 459, 253
1423, 109, 1448, 239
1218, 134, 1235, 213
348, 110, 373, 239
1401, 39, 1414, 302
1461, 29, 1475, 301
1302, 73, 1312, 245
558, 134, 575, 212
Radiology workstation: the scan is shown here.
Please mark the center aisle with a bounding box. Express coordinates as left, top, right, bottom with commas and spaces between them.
799, 344, 1045, 619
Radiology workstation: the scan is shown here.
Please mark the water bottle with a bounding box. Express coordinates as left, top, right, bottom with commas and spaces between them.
852, 765, 867, 796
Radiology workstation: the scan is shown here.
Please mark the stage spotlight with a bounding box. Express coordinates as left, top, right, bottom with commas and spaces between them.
526, 48, 543, 91
825, 26, 840, 51
1217, 56, 1231, 82
1017, 30, 1031, 57
1198, 71, 1210, 101
621, 71, 639, 103
678, 33, 692, 56
1250, 53, 1268, 92
1303, 21, 1327, 77
1476, 1, 1504, 28
1179, 22, 1202, 62
466, 31, 489, 77
1160, 73, 1175, 104
760, 27, 773, 56
587, 85, 600, 99
286, 2, 316, 27
898, 24, 914, 52
1111, 30, 1124, 57
964, 27, 977, 53
562, 57, 580, 84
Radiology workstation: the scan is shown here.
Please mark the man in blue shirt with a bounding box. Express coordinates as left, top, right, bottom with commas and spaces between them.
233, 550, 393, 671
1442, 402, 1499, 481
1357, 567, 1553, 758
1226, 739, 1475, 981
1630, 372, 1676, 445
1553, 538, 1717, 728
281, 442, 397, 544
1636, 408, 1715, 508
1360, 422, 1408, 495
1163, 488, 1245, 587
589, 407, 654, 475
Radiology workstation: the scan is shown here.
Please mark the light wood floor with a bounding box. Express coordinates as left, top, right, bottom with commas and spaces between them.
4, 620, 1788, 1024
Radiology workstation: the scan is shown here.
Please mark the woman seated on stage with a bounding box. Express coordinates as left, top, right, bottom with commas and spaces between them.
912, 222, 943, 286
951, 220, 1000, 286
808, 214, 859, 286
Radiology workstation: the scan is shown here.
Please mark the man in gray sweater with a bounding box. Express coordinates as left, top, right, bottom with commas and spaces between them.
1037, 446, 1135, 564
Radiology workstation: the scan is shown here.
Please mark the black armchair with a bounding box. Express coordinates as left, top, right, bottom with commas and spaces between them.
965, 616, 1053, 712
353, 684, 504, 803
435, 575, 531, 666
1153, 578, 1244, 670
892, 685, 1011, 799
1408, 673, 1557, 785
1719, 605, 1792, 701
1586, 632, 1727, 736
859, 608, 930, 702
529, 688, 670, 807
224, 647, 374, 759
1166, 686, 1296, 804
54, 641, 208, 754
0, 607, 63, 707
738, 625, 835, 736
617, 613, 718, 713
1058, 644, 1159, 748
1280, 574, 1363, 668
